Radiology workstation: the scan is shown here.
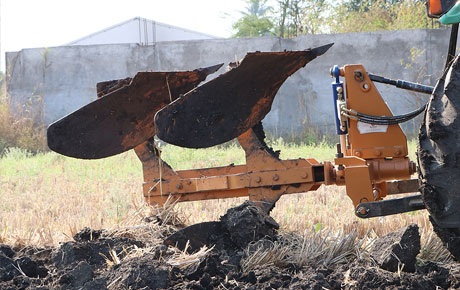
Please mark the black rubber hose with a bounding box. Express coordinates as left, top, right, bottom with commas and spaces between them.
368, 73, 434, 95
353, 117, 409, 126
353, 104, 426, 121
347, 106, 425, 125
354, 113, 420, 125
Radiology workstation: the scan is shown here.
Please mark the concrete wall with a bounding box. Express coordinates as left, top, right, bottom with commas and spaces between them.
6, 29, 453, 138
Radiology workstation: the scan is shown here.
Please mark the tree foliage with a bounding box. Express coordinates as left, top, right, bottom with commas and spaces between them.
232, 0, 438, 38
232, 0, 275, 37
275, 0, 329, 37
330, 0, 433, 33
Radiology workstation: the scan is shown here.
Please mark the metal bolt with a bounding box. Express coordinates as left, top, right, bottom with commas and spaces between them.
357, 206, 369, 217
374, 150, 381, 157
336, 86, 343, 94
395, 149, 401, 156
176, 183, 183, 190
355, 151, 361, 157
255, 176, 262, 183
354, 70, 364, 81
186, 180, 192, 185
301, 172, 309, 179
373, 189, 380, 199
272, 174, 279, 181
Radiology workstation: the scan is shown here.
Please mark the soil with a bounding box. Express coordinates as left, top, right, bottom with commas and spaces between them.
2, 201, 460, 290
371, 224, 421, 273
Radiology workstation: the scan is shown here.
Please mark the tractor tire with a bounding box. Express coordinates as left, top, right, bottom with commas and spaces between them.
418, 55, 460, 260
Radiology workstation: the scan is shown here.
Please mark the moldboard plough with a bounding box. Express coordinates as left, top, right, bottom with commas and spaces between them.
47, 0, 460, 260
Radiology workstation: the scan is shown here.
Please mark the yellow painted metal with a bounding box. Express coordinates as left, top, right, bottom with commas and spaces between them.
344, 165, 374, 207
342, 65, 408, 159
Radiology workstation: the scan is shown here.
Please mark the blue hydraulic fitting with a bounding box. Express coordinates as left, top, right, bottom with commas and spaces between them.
331, 65, 347, 135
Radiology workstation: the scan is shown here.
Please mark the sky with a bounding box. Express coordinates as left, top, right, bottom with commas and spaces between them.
0, 0, 248, 70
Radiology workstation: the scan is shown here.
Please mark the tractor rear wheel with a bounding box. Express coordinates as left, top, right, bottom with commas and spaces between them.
418, 55, 460, 260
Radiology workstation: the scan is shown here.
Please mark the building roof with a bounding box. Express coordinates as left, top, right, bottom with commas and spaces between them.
67, 17, 218, 46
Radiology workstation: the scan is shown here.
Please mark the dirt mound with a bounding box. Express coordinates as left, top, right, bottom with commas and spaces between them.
371, 224, 421, 272
52, 229, 144, 269
105, 254, 169, 289
1, 202, 460, 289
220, 201, 279, 248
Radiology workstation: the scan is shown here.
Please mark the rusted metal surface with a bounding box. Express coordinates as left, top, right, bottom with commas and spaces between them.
96, 77, 132, 98
155, 43, 333, 148
47, 64, 222, 159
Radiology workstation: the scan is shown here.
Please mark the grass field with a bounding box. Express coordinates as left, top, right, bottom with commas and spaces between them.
1, 139, 448, 261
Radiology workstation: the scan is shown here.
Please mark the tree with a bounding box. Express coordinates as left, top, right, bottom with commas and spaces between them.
233, 0, 275, 37
345, 0, 407, 12
330, 0, 432, 33
232, 0, 436, 38
274, 0, 329, 38
298, 0, 328, 35
278, 0, 290, 38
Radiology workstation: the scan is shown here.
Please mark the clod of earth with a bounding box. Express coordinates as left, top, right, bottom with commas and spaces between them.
220, 201, 279, 248
371, 224, 421, 272
57, 261, 93, 288
0, 245, 15, 258
52, 231, 144, 269
165, 201, 279, 253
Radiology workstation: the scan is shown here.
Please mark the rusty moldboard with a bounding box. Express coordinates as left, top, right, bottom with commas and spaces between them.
47, 64, 222, 159
154, 43, 333, 148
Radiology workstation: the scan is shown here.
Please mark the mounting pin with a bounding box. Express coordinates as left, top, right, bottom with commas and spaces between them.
357, 206, 369, 217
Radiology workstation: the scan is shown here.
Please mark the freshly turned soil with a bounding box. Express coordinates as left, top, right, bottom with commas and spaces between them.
1, 202, 459, 290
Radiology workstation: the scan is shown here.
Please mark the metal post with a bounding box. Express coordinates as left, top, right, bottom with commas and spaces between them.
445, 23, 459, 69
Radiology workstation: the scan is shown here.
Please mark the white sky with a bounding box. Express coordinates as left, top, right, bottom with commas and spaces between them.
0, 0, 247, 71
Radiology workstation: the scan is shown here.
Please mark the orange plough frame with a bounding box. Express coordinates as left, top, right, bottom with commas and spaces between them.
134, 64, 418, 214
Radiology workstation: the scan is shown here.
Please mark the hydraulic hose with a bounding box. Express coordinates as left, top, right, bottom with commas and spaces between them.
342, 103, 427, 125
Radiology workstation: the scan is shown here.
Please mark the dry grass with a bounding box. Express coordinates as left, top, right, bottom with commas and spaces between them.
241, 229, 370, 272
0, 79, 47, 154
0, 138, 451, 264
166, 242, 214, 269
